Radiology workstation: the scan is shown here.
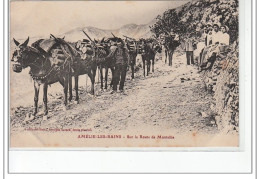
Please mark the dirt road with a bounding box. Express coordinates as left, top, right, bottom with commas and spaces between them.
10, 54, 238, 147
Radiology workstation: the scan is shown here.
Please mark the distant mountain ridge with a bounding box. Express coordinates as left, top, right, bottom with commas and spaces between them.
62, 20, 156, 42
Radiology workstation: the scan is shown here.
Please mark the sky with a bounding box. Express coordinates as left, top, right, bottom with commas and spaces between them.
10, 1, 189, 39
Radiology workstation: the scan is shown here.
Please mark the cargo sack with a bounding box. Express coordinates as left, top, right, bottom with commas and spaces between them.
38, 38, 57, 53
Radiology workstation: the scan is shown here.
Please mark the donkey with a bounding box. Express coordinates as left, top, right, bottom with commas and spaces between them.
94, 38, 115, 90
163, 35, 180, 66
137, 38, 162, 77
73, 39, 98, 97
11, 37, 74, 118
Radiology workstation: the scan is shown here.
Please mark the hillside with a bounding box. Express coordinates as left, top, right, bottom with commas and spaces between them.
150, 0, 239, 133
151, 0, 238, 43
62, 21, 154, 42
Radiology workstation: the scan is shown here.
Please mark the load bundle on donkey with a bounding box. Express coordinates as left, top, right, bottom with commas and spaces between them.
11, 35, 78, 120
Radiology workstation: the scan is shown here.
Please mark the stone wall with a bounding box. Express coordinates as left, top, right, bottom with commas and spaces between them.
202, 41, 239, 133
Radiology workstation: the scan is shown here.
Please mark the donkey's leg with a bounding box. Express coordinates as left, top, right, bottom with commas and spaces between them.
110, 67, 115, 88
85, 74, 88, 91
168, 52, 171, 66
171, 51, 174, 66
43, 82, 48, 116
131, 59, 135, 79
97, 66, 100, 83
63, 75, 69, 108
87, 72, 93, 94
100, 66, 104, 90
165, 50, 168, 64
33, 81, 40, 116
75, 75, 79, 104
169, 51, 173, 66
105, 67, 109, 89
142, 58, 146, 77
152, 57, 155, 72
149, 59, 152, 72
92, 66, 97, 94
68, 75, 73, 102
172, 52, 174, 66
89, 66, 97, 95
147, 59, 150, 76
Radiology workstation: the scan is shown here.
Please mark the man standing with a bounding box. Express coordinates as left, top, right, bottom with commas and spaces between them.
211, 24, 221, 45
184, 34, 195, 65
125, 38, 137, 79
201, 25, 208, 46
206, 24, 213, 45
106, 39, 129, 94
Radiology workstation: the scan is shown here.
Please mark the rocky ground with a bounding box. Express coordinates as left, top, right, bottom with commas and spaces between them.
10, 53, 238, 147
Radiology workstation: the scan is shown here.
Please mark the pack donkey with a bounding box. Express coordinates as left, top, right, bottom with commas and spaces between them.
73, 38, 98, 97
95, 38, 115, 90
11, 36, 76, 119
137, 38, 162, 77
75, 32, 111, 91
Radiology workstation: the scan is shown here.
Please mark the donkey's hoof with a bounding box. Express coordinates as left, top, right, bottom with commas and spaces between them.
29, 114, 35, 121
23, 114, 32, 124
42, 115, 48, 121
22, 120, 28, 125
38, 111, 44, 115
74, 100, 79, 104
25, 113, 30, 120
63, 106, 68, 111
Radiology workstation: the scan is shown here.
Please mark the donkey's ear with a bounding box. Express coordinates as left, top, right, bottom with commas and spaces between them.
62, 36, 65, 39
13, 38, 20, 46
21, 37, 29, 47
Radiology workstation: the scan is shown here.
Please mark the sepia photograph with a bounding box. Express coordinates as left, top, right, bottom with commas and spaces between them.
10, 0, 239, 148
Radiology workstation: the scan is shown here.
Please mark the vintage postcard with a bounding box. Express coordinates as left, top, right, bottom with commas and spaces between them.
10, 0, 239, 148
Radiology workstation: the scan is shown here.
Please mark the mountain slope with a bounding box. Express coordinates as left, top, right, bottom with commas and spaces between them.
62, 21, 154, 42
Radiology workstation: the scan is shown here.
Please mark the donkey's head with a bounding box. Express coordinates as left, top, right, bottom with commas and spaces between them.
100, 37, 109, 48
136, 39, 146, 54
153, 42, 162, 54
11, 37, 31, 72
